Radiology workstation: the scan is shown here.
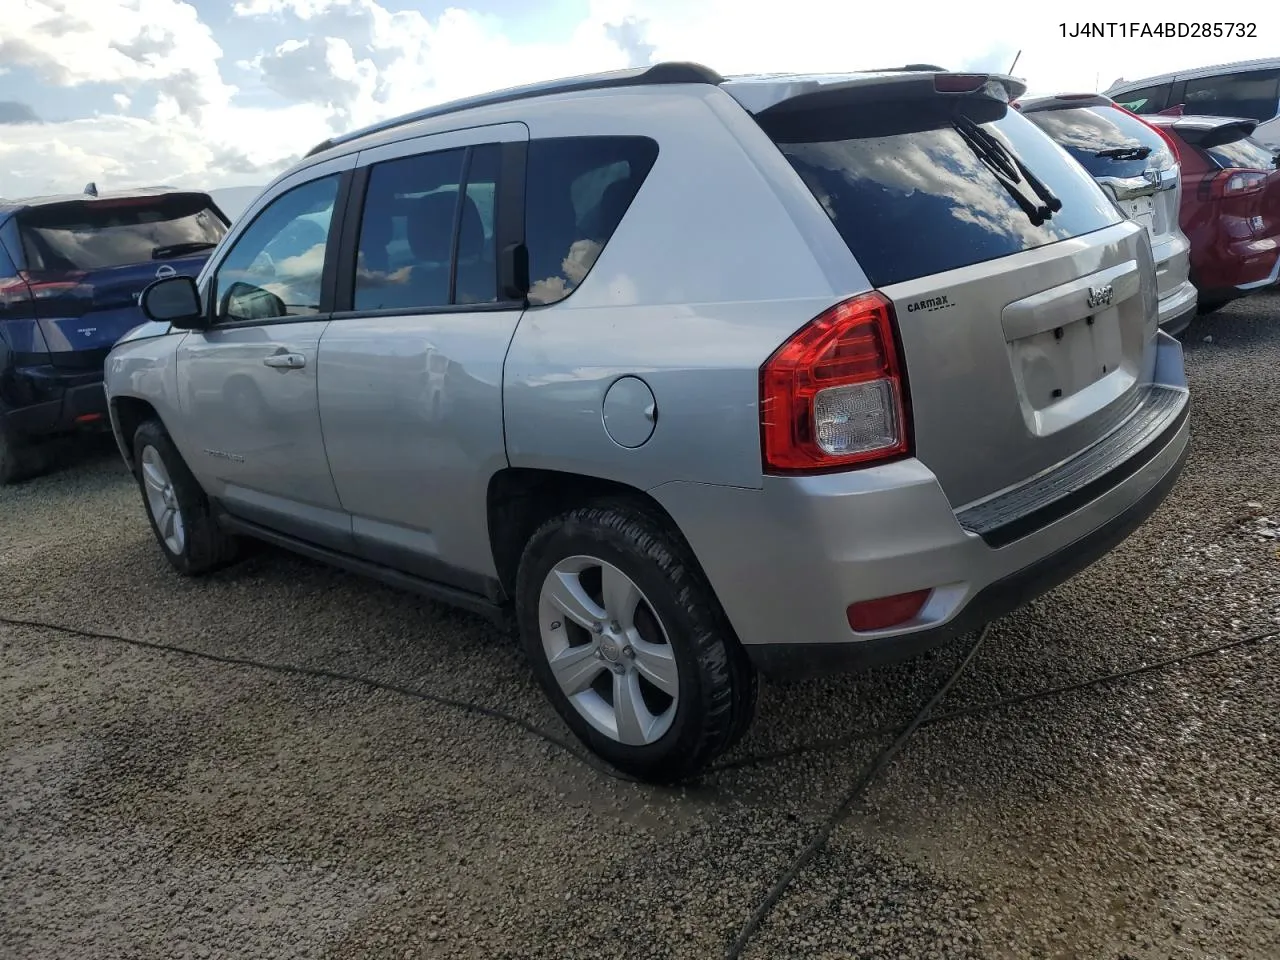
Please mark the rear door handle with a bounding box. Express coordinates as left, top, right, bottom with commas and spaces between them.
263, 353, 306, 370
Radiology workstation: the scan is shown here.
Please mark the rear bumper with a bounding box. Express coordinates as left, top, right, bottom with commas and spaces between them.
651, 335, 1190, 682
3, 366, 108, 438
1233, 244, 1280, 293
1157, 279, 1197, 336
1193, 234, 1280, 299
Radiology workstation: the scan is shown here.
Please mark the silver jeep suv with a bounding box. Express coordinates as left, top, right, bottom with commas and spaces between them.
105, 63, 1191, 782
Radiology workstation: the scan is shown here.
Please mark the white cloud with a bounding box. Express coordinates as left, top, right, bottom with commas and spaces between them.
0, 0, 232, 115
235, 0, 642, 124
0, 0, 1277, 197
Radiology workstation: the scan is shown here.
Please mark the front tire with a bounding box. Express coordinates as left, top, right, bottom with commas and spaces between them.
516, 502, 755, 783
132, 419, 238, 575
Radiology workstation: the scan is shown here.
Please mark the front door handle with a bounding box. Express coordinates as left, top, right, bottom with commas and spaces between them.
263, 353, 306, 370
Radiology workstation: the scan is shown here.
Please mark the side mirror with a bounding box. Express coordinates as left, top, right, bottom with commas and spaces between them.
140, 276, 205, 329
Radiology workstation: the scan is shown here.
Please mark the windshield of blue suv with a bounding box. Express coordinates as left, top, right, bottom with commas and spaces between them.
765, 98, 1122, 288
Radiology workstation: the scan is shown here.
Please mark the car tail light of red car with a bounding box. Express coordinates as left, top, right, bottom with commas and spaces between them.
1198, 169, 1269, 200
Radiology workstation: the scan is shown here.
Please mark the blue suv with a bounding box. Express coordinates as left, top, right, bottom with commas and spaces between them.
0, 187, 229, 482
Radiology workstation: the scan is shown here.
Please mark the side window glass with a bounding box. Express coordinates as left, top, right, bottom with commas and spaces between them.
355, 149, 463, 312
1115, 83, 1171, 114
1182, 70, 1280, 123
353, 144, 500, 312
524, 137, 659, 306
213, 175, 339, 322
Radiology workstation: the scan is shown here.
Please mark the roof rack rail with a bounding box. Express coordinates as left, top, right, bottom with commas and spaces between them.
304, 61, 724, 159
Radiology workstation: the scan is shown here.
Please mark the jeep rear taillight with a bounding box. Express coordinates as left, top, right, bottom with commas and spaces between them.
760, 292, 910, 474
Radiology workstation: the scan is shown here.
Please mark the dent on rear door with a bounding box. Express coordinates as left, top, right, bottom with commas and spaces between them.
316, 125, 529, 584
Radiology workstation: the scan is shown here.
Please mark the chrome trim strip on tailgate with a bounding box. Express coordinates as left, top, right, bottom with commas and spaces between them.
1000, 259, 1141, 341
957, 384, 1188, 547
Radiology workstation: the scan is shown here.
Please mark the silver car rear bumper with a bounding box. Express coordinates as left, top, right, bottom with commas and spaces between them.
1158, 278, 1197, 336
651, 334, 1190, 680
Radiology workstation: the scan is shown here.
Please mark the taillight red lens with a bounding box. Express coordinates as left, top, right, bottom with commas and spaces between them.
847, 590, 931, 632
760, 292, 910, 474
1200, 168, 1268, 199
18, 269, 87, 298
0, 276, 33, 310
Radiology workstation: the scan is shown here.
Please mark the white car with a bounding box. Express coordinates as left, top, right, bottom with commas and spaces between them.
1107, 58, 1280, 149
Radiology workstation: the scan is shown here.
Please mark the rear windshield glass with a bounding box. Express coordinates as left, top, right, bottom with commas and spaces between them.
766, 99, 1120, 288
19, 195, 227, 271
1206, 135, 1280, 171
1022, 104, 1175, 179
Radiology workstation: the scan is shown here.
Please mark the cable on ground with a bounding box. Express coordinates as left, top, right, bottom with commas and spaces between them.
0, 612, 641, 784
710, 623, 1280, 773
3, 612, 1277, 958
723, 623, 992, 959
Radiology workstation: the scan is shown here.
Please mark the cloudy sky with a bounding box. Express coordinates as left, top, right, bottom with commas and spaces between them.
0, 0, 1276, 199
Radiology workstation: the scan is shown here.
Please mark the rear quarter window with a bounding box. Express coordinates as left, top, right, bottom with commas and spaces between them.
1023, 104, 1175, 179
766, 99, 1121, 288
523, 136, 658, 305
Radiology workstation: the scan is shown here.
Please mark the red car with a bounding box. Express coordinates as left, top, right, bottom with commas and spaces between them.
1146, 114, 1280, 312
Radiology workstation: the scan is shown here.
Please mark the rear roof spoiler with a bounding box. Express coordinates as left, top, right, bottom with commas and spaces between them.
1158, 116, 1259, 148
728, 72, 1026, 117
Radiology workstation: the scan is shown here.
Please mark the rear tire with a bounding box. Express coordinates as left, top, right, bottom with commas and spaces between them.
0, 415, 49, 485
515, 501, 756, 783
132, 419, 238, 575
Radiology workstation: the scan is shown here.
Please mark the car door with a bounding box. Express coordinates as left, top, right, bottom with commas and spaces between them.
318, 123, 528, 593
176, 157, 355, 551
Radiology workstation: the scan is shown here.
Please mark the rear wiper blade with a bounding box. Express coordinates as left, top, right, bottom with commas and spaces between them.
953, 116, 1062, 226
152, 241, 216, 260
1094, 146, 1151, 160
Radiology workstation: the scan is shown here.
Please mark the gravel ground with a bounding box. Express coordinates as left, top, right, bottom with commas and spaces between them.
2, 294, 1279, 959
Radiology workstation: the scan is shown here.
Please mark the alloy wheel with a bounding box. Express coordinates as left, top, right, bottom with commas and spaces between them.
140, 445, 187, 555
537, 555, 679, 746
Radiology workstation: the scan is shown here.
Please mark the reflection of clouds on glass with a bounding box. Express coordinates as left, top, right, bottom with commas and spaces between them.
562, 239, 601, 285
1030, 110, 1173, 170
356, 265, 414, 288
276, 242, 326, 280
788, 133, 1044, 248
528, 239, 602, 305
528, 275, 569, 305
1039, 113, 1128, 153
28, 209, 223, 271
